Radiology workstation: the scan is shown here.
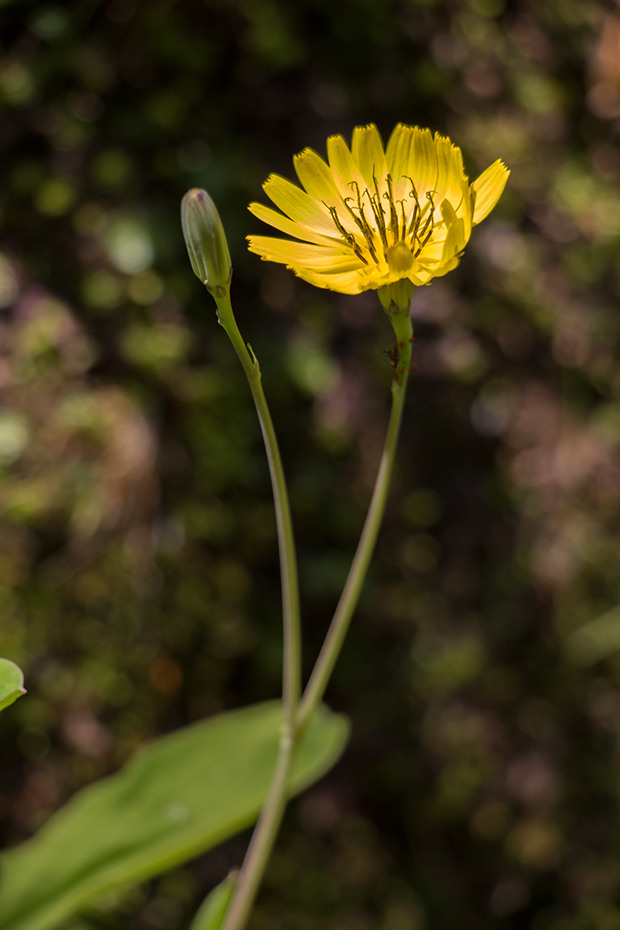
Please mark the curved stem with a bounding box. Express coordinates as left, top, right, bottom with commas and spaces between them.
215, 292, 301, 716
213, 292, 301, 930
296, 314, 413, 734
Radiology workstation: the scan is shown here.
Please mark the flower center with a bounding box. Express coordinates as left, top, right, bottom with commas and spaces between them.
324, 173, 436, 268
386, 241, 415, 274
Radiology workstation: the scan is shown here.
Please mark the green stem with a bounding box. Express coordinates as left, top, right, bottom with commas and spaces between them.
220, 729, 294, 930
214, 292, 301, 716
213, 291, 301, 930
296, 311, 413, 734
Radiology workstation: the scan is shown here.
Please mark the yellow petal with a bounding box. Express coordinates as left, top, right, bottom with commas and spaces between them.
386, 124, 415, 202
434, 135, 465, 211
292, 144, 361, 239
410, 267, 435, 286
439, 198, 458, 228
433, 256, 461, 279
456, 175, 474, 237
440, 216, 465, 265
293, 268, 363, 294
293, 147, 340, 202
386, 124, 414, 180
247, 235, 362, 271
326, 134, 367, 203
263, 174, 336, 235
248, 202, 338, 247
472, 160, 510, 225
408, 128, 437, 198
351, 123, 388, 191
416, 239, 444, 265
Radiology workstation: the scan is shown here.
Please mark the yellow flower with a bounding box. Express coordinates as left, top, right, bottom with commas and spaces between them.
247, 123, 509, 296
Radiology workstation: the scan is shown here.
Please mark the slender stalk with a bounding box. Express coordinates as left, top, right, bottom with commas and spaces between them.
220, 729, 295, 930
214, 292, 301, 716
296, 313, 413, 734
214, 292, 301, 930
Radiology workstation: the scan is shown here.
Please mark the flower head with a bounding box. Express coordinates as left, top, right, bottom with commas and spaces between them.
247, 124, 509, 296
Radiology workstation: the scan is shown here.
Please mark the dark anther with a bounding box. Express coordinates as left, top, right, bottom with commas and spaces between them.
397, 200, 408, 240
324, 202, 368, 263
413, 224, 434, 257
383, 174, 399, 243
323, 202, 353, 243
414, 192, 435, 247
343, 194, 369, 238
366, 177, 388, 250
345, 182, 381, 262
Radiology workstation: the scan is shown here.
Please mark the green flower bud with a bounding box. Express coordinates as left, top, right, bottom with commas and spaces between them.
181, 188, 232, 296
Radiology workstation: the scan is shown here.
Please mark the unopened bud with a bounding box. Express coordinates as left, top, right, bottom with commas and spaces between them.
181, 188, 232, 295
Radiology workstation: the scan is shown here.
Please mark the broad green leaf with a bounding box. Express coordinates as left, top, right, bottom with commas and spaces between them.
564, 605, 620, 665
0, 657, 25, 712
0, 701, 349, 930
189, 871, 237, 930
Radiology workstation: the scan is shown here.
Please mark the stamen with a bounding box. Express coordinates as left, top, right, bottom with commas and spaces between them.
345, 181, 373, 246
406, 201, 420, 241
344, 190, 372, 240
415, 191, 435, 244
343, 188, 365, 234
320, 175, 439, 269
413, 224, 434, 257
403, 176, 421, 241
323, 202, 369, 265
372, 171, 389, 247
365, 185, 388, 250
383, 174, 400, 244
345, 183, 379, 262
396, 200, 408, 240
403, 176, 421, 206
324, 202, 354, 244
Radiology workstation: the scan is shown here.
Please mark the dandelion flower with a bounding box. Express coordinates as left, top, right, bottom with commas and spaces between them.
247, 123, 509, 296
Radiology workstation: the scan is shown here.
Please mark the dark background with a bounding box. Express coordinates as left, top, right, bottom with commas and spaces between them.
2, 0, 620, 927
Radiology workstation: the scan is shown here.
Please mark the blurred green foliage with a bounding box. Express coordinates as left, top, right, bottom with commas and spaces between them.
2, 0, 620, 928
0, 657, 25, 712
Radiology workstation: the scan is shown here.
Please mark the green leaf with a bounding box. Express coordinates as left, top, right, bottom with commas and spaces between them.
0, 701, 349, 930
564, 604, 620, 666
189, 871, 237, 930
0, 657, 26, 712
